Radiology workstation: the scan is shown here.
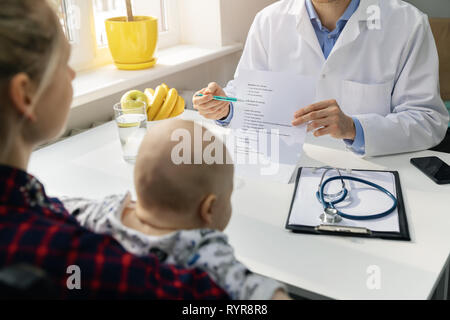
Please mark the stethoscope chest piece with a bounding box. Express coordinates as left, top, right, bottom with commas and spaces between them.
320, 208, 343, 224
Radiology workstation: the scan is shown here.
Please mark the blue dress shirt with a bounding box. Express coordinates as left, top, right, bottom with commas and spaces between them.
218, 0, 365, 154
306, 0, 364, 154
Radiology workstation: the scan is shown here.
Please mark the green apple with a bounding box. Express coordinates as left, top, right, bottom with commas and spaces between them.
121, 90, 149, 110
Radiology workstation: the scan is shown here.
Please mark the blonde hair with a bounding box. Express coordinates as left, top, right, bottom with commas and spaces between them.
0, 0, 62, 160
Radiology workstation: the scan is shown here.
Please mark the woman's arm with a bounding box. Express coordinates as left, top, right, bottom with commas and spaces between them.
4, 198, 229, 299
62, 228, 229, 299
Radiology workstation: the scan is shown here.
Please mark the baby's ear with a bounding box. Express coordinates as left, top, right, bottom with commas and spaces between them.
199, 194, 217, 226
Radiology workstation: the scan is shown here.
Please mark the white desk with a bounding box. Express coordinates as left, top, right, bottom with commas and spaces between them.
30, 110, 450, 300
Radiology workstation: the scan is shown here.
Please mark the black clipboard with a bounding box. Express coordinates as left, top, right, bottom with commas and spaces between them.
285, 167, 411, 241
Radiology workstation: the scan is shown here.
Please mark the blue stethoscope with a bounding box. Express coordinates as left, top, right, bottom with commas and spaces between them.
314, 167, 398, 224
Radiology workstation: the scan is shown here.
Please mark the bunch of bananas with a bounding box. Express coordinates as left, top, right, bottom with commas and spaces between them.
145, 83, 185, 121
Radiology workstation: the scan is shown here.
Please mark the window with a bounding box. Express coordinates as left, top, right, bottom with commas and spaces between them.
51, 0, 75, 42
54, 0, 180, 71
93, 0, 170, 48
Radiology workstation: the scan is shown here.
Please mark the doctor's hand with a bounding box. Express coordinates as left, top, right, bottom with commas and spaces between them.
192, 82, 230, 120
292, 99, 356, 140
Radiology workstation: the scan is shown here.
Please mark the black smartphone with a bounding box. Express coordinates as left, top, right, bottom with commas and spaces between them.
410, 156, 450, 185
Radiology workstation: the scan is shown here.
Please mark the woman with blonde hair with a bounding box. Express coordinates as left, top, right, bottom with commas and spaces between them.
0, 0, 228, 299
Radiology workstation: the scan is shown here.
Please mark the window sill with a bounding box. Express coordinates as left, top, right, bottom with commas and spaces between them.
72, 43, 243, 108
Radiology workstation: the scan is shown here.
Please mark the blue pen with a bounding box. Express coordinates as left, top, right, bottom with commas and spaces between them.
196, 93, 246, 103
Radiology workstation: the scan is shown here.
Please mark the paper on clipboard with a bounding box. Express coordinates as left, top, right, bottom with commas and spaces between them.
288, 168, 400, 232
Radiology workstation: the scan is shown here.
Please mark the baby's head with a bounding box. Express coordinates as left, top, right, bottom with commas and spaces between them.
134, 119, 234, 232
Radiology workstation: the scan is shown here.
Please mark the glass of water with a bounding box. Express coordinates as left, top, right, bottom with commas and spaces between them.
113, 101, 148, 163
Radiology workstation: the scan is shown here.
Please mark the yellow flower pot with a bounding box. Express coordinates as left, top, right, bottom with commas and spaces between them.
105, 16, 158, 70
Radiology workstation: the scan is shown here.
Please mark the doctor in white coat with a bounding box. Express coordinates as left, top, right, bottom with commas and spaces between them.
193, 0, 449, 157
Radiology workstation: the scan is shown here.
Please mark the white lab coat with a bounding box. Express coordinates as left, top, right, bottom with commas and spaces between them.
224, 0, 449, 157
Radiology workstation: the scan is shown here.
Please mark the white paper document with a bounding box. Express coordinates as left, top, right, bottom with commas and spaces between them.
288, 168, 400, 232
228, 69, 316, 183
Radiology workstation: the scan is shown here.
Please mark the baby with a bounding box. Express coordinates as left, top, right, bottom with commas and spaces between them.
63, 119, 289, 300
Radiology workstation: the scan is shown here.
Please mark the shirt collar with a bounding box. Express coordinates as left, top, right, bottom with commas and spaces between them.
0, 164, 51, 210
305, 0, 361, 30
305, 0, 319, 22
341, 0, 361, 21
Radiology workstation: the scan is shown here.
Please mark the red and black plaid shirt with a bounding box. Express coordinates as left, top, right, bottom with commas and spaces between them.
0, 165, 229, 299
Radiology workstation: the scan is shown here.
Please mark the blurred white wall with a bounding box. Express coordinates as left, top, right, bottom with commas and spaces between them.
178, 0, 277, 47
220, 0, 277, 45
178, 0, 222, 47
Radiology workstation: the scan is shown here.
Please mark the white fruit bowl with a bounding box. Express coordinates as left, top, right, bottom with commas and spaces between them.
146, 110, 185, 129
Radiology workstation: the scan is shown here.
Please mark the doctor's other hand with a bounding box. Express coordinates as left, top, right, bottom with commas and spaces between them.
193, 82, 230, 120
292, 99, 356, 140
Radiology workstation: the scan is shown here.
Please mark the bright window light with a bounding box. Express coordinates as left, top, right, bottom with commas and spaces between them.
93, 0, 169, 48
53, 0, 179, 71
